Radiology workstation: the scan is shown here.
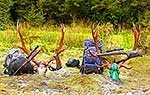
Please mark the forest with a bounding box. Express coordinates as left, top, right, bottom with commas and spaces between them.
0, 0, 150, 30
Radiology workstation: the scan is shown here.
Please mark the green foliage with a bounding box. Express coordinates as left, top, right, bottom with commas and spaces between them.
10, 0, 31, 20
24, 4, 45, 26
0, 24, 90, 53
139, 10, 150, 27
10, 0, 46, 26
43, 0, 68, 23
0, 0, 150, 29
0, 30, 18, 51
0, 24, 137, 55
138, 27, 150, 55
0, 0, 13, 30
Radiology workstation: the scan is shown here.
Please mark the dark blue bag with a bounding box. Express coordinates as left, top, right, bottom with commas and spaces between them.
3, 48, 34, 75
80, 39, 103, 74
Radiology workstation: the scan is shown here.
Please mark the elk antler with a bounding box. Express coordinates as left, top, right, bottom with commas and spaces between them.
90, 23, 111, 69
17, 20, 39, 66
90, 23, 141, 70
92, 23, 101, 54
17, 20, 29, 55
47, 24, 65, 69
88, 48, 111, 69
117, 57, 131, 69
132, 23, 140, 50
57, 24, 65, 53
16, 21, 65, 75
117, 23, 141, 68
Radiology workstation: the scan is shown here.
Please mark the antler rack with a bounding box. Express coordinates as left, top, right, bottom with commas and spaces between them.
17, 20, 40, 66
46, 24, 65, 70
16, 20, 65, 75
89, 23, 141, 69
90, 23, 111, 69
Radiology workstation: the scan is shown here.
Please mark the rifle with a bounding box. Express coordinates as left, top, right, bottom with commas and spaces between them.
97, 50, 142, 58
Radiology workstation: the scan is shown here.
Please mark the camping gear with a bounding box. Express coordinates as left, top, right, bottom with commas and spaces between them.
80, 39, 103, 74
66, 58, 80, 67
3, 46, 40, 75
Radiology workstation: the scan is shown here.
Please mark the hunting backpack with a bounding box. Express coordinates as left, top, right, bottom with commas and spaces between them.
80, 39, 103, 74
3, 48, 34, 75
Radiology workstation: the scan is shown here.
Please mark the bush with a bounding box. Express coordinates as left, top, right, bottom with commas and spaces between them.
0, 0, 13, 30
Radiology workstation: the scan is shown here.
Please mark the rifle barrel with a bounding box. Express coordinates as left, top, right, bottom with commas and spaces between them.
26, 45, 39, 59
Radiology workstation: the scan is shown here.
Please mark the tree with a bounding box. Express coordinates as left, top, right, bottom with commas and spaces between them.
24, 4, 45, 26
0, 0, 150, 29
44, 0, 68, 24
0, 0, 13, 30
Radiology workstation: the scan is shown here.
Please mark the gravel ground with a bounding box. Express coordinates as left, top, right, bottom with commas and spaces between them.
1, 68, 150, 95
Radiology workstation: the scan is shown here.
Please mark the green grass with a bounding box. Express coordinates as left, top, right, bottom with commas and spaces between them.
0, 24, 150, 94
0, 26, 92, 53
1, 55, 150, 95
0, 24, 135, 54
47, 74, 103, 95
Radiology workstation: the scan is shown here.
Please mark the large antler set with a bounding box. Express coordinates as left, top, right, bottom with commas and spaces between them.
90, 23, 111, 69
46, 24, 65, 69
16, 20, 65, 75
89, 23, 142, 75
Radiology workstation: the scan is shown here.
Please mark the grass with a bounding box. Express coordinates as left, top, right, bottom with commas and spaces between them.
0, 26, 92, 53
0, 74, 47, 95
1, 49, 150, 95
0, 24, 135, 53
109, 56, 150, 94
0, 24, 150, 94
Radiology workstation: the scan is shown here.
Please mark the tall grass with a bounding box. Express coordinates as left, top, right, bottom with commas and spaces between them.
0, 23, 136, 54
0, 24, 90, 52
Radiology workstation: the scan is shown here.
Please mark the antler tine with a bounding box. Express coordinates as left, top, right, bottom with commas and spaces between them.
91, 23, 111, 68
47, 57, 55, 65
95, 61, 111, 69
116, 23, 140, 69
92, 23, 101, 54
17, 19, 29, 55
132, 23, 140, 50
46, 24, 65, 69
54, 23, 65, 69
119, 65, 132, 69
118, 57, 132, 69
17, 19, 19, 31
56, 23, 65, 53
17, 20, 39, 66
